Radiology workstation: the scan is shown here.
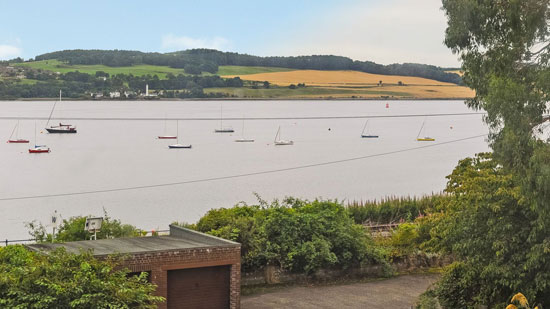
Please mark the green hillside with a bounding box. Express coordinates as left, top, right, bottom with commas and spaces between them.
15, 60, 292, 78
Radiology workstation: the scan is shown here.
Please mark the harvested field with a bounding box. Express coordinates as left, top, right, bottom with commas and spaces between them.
223, 70, 455, 87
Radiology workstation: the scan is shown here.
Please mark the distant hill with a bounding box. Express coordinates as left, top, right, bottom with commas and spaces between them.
32, 49, 462, 84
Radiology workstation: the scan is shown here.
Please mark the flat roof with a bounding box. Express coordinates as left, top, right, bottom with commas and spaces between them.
26, 225, 239, 256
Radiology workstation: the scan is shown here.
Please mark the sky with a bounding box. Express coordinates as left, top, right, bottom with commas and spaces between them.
0, 0, 460, 67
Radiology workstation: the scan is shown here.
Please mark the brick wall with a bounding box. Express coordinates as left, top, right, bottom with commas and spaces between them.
108, 245, 241, 309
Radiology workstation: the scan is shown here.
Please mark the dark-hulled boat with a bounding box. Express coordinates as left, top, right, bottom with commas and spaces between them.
46, 123, 77, 133
45, 90, 77, 134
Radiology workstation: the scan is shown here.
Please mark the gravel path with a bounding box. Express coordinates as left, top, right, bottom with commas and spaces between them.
241, 274, 439, 309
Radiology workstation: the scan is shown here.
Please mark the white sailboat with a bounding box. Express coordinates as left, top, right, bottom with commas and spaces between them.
29, 122, 50, 153
168, 121, 192, 149
416, 118, 435, 141
214, 102, 234, 133
274, 126, 293, 145
235, 117, 254, 142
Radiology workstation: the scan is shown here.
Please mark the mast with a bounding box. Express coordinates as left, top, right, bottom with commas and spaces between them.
45, 89, 61, 128
417, 119, 426, 139
275, 126, 280, 142
176, 120, 179, 144
9, 122, 17, 140
362, 121, 368, 135
34, 122, 37, 147
220, 102, 223, 129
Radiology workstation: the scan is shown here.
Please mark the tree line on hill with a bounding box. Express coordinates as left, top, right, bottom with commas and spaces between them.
32, 49, 462, 84
0, 70, 243, 99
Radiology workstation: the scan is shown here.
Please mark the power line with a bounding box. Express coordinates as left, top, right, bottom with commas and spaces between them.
0, 112, 486, 121
0, 134, 488, 202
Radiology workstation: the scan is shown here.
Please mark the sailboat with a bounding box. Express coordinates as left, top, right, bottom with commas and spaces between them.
416, 118, 435, 141
361, 120, 379, 138
168, 121, 192, 149
7, 120, 29, 143
214, 102, 234, 133
158, 116, 177, 139
45, 90, 77, 133
29, 122, 50, 153
235, 117, 254, 142
274, 126, 293, 145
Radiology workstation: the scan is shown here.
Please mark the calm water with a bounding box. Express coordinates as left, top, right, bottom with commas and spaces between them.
0, 100, 489, 240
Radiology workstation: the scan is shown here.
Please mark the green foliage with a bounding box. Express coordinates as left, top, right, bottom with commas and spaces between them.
347, 195, 448, 224
390, 223, 420, 253
27, 212, 140, 243
422, 153, 549, 306
0, 245, 164, 308
438, 2, 550, 306
191, 198, 388, 274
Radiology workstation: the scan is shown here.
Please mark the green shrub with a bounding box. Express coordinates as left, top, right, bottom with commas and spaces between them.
191, 198, 388, 274
0, 245, 164, 308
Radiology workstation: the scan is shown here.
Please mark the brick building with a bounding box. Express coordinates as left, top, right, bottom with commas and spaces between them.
26, 225, 241, 309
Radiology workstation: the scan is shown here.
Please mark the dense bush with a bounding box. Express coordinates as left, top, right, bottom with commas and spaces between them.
0, 245, 163, 308
188, 197, 388, 274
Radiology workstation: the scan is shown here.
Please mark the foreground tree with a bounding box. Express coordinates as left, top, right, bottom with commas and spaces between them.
435, 0, 550, 306
0, 245, 164, 308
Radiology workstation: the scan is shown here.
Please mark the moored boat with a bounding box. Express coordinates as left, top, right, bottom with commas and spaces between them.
29, 122, 50, 153
214, 102, 234, 133
46, 123, 77, 134
361, 120, 379, 138
234, 117, 254, 142
45, 90, 77, 134
29, 145, 50, 153
274, 126, 293, 146
168, 121, 192, 149
416, 118, 435, 141
7, 120, 29, 143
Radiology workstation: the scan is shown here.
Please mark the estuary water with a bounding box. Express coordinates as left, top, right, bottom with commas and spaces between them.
0, 100, 489, 240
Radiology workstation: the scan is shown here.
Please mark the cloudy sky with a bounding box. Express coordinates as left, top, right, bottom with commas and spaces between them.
0, 0, 460, 67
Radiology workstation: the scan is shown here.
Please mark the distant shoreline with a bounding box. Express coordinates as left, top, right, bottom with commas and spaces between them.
1, 97, 471, 102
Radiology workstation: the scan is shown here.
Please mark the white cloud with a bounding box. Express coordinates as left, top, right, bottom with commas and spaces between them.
0, 44, 22, 60
161, 34, 230, 51
259, 0, 460, 67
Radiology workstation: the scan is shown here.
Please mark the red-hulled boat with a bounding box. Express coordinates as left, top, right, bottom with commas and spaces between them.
7, 121, 29, 143
28, 122, 50, 153
8, 139, 29, 143
29, 145, 50, 153
158, 135, 177, 139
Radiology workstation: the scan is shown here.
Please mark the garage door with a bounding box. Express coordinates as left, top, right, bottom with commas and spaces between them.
167, 265, 230, 309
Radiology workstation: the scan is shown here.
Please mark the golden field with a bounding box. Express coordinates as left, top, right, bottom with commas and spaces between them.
223, 70, 455, 87
220, 69, 474, 99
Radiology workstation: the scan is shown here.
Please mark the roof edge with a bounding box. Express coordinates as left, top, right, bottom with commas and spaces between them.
169, 224, 240, 246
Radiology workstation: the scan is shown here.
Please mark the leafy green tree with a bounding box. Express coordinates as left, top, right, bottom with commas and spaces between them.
441, 0, 550, 305
27, 212, 140, 243
423, 153, 540, 306
0, 245, 163, 308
